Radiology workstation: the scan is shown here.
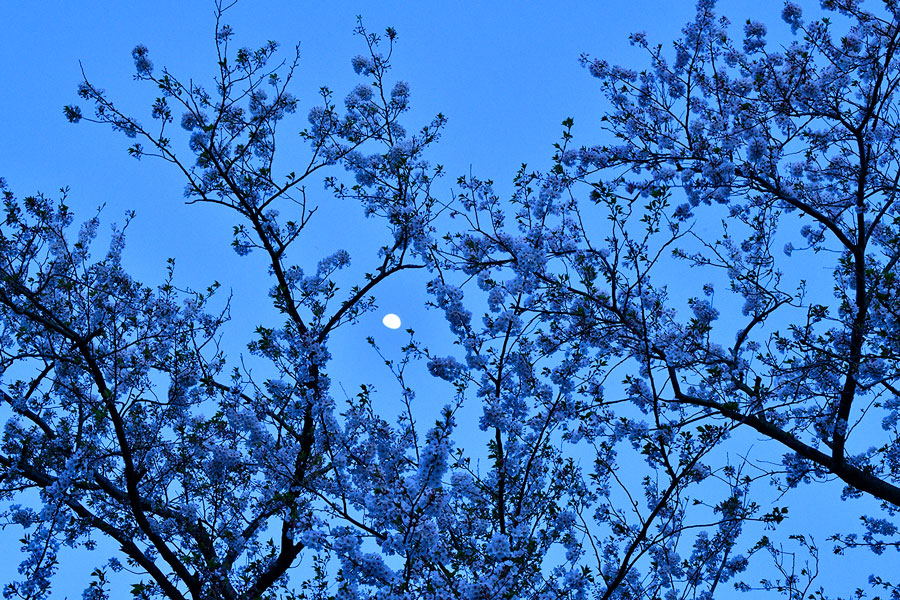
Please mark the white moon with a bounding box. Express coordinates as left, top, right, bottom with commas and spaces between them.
382, 313, 402, 329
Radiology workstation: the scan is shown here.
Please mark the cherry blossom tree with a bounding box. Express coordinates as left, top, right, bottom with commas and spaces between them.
5, 0, 900, 599
433, 0, 900, 597
3, 4, 601, 598
2, 7, 453, 599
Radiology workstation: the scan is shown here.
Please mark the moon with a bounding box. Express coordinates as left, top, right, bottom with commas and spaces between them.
382, 313, 402, 329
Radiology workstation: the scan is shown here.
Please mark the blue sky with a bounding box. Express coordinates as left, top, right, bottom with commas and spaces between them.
0, 0, 785, 367
0, 0, 880, 597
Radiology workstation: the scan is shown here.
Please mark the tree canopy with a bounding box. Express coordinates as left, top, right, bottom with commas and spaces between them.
3, 0, 900, 598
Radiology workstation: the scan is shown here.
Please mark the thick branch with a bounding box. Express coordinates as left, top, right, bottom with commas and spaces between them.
667, 369, 900, 508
